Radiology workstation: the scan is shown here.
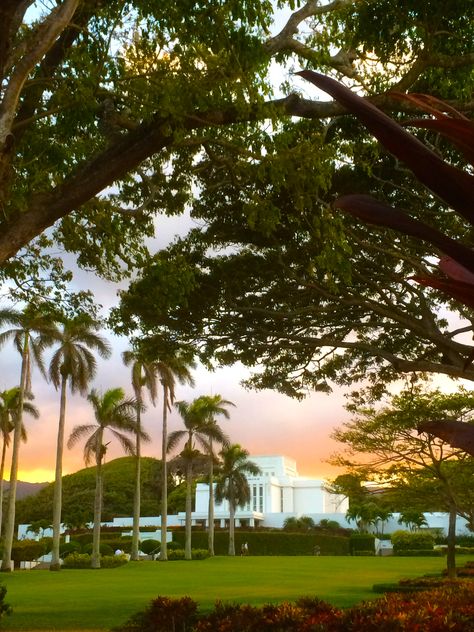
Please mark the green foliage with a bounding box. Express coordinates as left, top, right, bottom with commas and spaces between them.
15, 457, 174, 525
83, 543, 115, 557
0, 585, 11, 621
349, 534, 376, 555
172, 530, 350, 556
391, 530, 435, 552
395, 549, 443, 557
139, 540, 161, 555
10, 540, 45, 565
62, 552, 128, 569
59, 541, 82, 558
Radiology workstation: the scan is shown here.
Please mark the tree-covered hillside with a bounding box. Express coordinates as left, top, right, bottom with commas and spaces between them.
14, 457, 183, 527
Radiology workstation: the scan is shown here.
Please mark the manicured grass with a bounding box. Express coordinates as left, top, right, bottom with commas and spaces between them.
1, 556, 471, 631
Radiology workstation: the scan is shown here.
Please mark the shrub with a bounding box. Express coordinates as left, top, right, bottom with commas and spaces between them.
62, 552, 128, 568
395, 549, 443, 557
113, 596, 198, 632
62, 553, 92, 568
114, 584, 474, 631
83, 543, 114, 556
349, 534, 375, 555
391, 530, 434, 552
139, 539, 160, 555
167, 549, 185, 560
0, 585, 11, 621
172, 530, 350, 556
59, 541, 82, 558
11, 540, 45, 565
191, 549, 209, 560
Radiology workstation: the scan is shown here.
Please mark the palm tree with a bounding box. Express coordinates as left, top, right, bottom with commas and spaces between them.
67, 387, 148, 568
168, 398, 228, 560
0, 387, 38, 537
0, 306, 59, 572
122, 349, 158, 561
48, 316, 111, 571
153, 353, 194, 562
192, 395, 234, 556
215, 444, 261, 556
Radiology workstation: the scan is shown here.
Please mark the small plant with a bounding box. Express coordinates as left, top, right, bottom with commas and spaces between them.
113, 596, 198, 632
139, 539, 160, 556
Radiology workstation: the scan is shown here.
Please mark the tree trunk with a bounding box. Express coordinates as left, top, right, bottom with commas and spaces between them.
91, 432, 103, 569
0, 435, 7, 538
130, 404, 141, 561
160, 388, 168, 561
208, 440, 214, 556
185, 460, 192, 561
446, 505, 457, 579
50, 376, 67, 571
228, 496, 235, 556
1, 337, 28, 572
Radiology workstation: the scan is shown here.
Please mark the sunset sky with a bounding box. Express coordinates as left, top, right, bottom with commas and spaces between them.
0, 210, 358, 485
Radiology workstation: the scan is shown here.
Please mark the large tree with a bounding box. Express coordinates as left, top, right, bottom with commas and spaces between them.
215, 444, 261, 556
192, 394, 233, 556
122, 348, 158, 561
0, 306, 59, 572
329, 386, 474, 577
0, 387, 38, 537
2, 1, 474, 291
49, 315, 111, 571
67, 387, 148, 568
168, 397, 229, 560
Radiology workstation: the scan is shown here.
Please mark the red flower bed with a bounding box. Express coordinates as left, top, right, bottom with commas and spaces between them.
114, 582, 474, 631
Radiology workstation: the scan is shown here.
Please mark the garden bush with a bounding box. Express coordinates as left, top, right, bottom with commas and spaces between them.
114, 583, 474, 631
349, 534, 375, 555
11, 540, 45, 565
167, 549, 185, 560
139, 539, 160, 555
59, 541, 82, 558
391, 530, 434, 553
172, 530, 350, 556
83, 542, 114, 556
395, 549, 443, 557
62, 552, 128, 568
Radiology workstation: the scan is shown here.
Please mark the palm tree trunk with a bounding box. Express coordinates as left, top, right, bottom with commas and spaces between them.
1, 338, 28, 572
91, 432, 104, 569
131, 405, 141, 561
446, 505, 457, 579
228, 497, 235, 556
50, 376, 68, 571
160, 388, 168, 561
208, 443, 215, 556
185, 460, 193, 560
0, 435, 7, 538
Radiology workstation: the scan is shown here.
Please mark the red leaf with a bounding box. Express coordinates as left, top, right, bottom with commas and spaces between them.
297, 71, 474, 224
389, 92, 468, 120
401, 118, 474, 166
439, 256, 474, 284
334, 194, 474, 275
418, 420, 474, 456
411, 275, 474, 309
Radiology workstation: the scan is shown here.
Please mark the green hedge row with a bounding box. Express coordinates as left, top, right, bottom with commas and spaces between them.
395, 549, 444, 557
349, 534, 375, 555
172, 531, 350, 556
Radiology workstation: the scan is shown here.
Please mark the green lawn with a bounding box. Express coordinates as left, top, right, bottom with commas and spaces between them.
0, 556, 469, 631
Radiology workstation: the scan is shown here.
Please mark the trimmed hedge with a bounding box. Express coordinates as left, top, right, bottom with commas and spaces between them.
11, 540, 45, 565
391, 530, 434, 552
349, 534, 375, 555
172, 531, 350, 556
62, 553, 128, 568
395, 549, 444, 557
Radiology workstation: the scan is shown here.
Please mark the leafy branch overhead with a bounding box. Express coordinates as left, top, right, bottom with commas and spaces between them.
298, 70, 474, 455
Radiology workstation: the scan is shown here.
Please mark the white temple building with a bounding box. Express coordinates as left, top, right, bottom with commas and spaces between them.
192, 455, 348, 529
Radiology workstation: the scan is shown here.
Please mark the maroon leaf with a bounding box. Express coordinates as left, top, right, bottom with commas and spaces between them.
297, 70, 474, 224
389, 92, 468, 120
411, 276, 474, 309
418, 420, 474, 456
334, 194, 474, 275
401, 118, 474, 166
439, 256, 474, 284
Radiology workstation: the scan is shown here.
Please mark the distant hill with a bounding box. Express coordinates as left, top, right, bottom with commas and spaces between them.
14, 456, 179, 527
8, 481, 49, 500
